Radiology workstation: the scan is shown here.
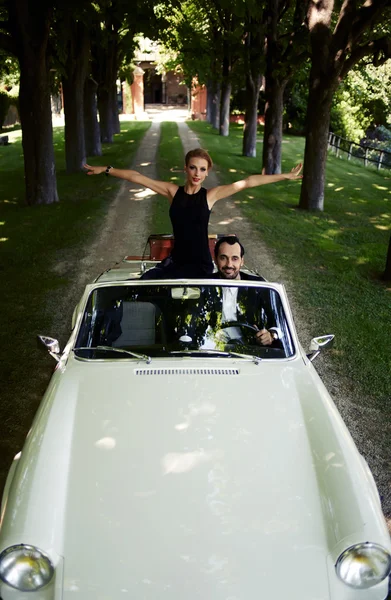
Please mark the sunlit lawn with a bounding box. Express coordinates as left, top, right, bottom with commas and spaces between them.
0, 120, 150, 391
185, 121, 391, 415
2, 117, 390, 418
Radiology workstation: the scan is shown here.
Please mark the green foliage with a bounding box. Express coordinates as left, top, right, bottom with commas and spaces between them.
122, 79, 132, 111
0, 87, 18, 129
0, 90, 9, 127
330, 88, 368, 143
154, 0, 216, 87
0, 54, 19, 86
283, 62, 310, 134
331, 61, 391, 143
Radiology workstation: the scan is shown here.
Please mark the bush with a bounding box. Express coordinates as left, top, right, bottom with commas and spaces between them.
364, 124, 391, 143
360, 125, 391, 162
0, 87, 19, 129
330, 89, 369, 143
0, 90, 10, 129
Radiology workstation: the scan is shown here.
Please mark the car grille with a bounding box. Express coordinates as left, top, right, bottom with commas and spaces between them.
134, 368, 240, 376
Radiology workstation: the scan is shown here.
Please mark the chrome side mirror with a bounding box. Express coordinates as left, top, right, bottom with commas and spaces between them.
37, 335, 61, 362
307, 334, 334, 362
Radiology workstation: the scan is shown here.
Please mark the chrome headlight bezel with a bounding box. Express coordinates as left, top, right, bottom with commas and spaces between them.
336, 542, 391, 589
0, 544, 54, 591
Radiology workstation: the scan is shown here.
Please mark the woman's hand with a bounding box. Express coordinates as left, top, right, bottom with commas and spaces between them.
284, 163, 303, 180
84, 164, 106, 175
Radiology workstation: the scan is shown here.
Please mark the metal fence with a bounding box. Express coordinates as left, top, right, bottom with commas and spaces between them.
328, 132, 391, 171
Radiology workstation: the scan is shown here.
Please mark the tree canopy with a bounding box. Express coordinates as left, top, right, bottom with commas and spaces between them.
1, 0, 391, 210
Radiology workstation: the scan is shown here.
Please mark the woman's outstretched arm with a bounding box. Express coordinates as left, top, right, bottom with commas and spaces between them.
207, 163, 303, 207
84, 164, 178, 200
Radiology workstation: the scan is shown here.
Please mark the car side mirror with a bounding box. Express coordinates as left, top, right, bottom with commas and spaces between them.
307, 334, 334, 362
37, 335, 61, 362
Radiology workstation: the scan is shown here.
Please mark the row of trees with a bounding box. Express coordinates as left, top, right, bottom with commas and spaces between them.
158, 0, 391, 281
0, 0, 159, 204
158, 0, 391, 212
0, 0, 391, 217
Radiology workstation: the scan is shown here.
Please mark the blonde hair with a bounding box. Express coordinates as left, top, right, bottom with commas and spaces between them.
185, 148, 213, 169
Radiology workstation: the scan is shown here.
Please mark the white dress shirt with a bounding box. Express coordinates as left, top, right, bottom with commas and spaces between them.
220, 285, 282, 341
221, 286, 242, 340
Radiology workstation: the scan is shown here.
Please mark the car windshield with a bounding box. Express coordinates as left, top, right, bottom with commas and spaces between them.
74, 283, 295, 360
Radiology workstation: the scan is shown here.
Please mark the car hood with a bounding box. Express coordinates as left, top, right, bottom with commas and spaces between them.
3, 357, 389, 599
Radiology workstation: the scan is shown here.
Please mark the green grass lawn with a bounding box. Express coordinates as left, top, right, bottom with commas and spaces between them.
2, 117, 390, 416
0, 120, 150, 392
187, 121, 391, 413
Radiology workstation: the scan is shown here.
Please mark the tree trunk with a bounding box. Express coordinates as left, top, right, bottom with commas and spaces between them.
209, 80, 221, 130
93, 19, 119, 144
242, 72, 262, 158
219, 80, 231, 137
206, 80, 213, 123
219, 54, 231, 137
97, 86, 114, 143
112, 83, 120, 134
63, 74, 86, 172
299, 0, 338, 211
262, 78, 286, 174
383, 235, 391, 281
9, 0, 58, 205
219, 59, 230, 137
84, 78, 102, 157
299, 73, 336, 211
242, 13, 263, 159
62, 22, 90, 173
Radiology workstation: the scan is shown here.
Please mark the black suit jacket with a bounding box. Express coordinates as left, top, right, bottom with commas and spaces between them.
208, 272, 277, 332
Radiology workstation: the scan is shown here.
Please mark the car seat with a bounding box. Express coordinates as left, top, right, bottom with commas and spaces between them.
112, 301, 157, 346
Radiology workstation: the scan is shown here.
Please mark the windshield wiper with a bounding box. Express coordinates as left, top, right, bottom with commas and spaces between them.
170, 349, 261, 364
73, 346, 151, 364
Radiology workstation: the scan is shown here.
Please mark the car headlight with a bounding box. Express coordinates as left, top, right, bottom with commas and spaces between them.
0, 545, 54, 591
336, 542, 391, 589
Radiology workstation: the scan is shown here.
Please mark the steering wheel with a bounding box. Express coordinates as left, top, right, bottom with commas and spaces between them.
218, 321, 259, 339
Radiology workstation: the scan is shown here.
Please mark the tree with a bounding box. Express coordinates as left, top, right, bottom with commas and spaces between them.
262, 0, 308, 173
155, 0, 243, 136
91, 6, 122, 144
60, 17, 90, 172
299, 0, 391, 211
91, 0, 154, 144
242, 11, 264, 158
0, 0, 59, 205
84, 76, 102, 157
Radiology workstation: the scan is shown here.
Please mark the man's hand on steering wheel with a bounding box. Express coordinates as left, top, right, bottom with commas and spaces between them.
219, 322, 275, 346
254, 328, 274, 346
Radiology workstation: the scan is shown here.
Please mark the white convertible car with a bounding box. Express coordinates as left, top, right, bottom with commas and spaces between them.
0, 252, 390, 600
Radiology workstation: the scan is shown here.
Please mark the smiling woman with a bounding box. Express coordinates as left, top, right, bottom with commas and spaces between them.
84, 149, 302, 279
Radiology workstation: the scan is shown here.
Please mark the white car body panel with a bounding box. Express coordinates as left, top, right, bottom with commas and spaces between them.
0, 274, 390, 600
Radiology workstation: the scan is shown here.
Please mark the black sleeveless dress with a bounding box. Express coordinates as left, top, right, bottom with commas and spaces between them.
141, 186, 213, 279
